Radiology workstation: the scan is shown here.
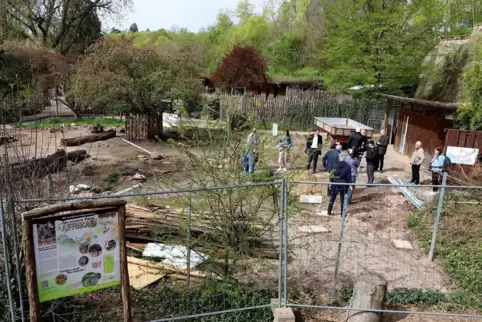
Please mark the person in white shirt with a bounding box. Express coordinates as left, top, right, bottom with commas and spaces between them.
305, 129, 323, 173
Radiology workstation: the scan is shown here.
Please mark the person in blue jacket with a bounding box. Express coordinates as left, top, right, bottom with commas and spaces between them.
327, 152, 352, 216
323, 143, 342, 195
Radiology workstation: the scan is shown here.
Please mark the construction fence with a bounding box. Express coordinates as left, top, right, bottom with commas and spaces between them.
1, 179, 482, 321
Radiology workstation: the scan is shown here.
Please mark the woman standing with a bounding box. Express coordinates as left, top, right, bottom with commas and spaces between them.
429, 147, 446, 194
277, 130, 293, 172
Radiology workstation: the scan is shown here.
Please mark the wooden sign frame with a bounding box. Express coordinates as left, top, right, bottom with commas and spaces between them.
21, 199, 131, 322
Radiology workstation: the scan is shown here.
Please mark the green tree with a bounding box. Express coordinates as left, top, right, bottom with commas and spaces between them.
129, 23, 139, 32
71, 37, 203, 135
321, 0, 445, 90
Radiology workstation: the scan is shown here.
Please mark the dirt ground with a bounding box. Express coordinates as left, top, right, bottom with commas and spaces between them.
3, 126, 476, 321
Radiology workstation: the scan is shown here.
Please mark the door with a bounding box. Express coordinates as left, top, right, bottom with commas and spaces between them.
399, 115, 409, 154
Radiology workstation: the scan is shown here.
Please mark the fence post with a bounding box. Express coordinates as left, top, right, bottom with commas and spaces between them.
278, 180, 285, 308
282, 178, 288, 308
0, 191, 16, 322
331, 189, 350, 302
9, 198, 26, 322
428, 172, 448, 261
186, 205, 191, 288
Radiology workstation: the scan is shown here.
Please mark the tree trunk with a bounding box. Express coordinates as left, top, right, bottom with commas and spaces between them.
346, 273, 387, 322
60, 129, 116, 146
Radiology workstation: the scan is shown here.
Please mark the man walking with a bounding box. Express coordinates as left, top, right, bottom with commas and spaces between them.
376, 129, 389, 172
345, 148, 360, 203
327, 152, 352, 216
365, 140, 379, 185
410, 141, 425, 185
305, 129, 323, 173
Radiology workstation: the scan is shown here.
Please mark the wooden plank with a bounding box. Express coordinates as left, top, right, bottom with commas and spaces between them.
22, 200, 127, 220
119, 205, 132, 322
457, 130, 467, 147
23, 221, 40, 322
128, 262, 165, 290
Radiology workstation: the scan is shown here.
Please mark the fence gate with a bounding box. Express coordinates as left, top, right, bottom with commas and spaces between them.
125, 113, 163, 140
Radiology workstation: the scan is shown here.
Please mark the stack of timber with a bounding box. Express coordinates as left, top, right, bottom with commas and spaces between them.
5, 149, 89, 178
61, 129, 116, 146
125, 204, 278, 260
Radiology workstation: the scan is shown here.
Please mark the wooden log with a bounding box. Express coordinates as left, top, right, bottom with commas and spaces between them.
346, 273, 387, 322
60, 129, 116, 146
10, 149, 67, 178
23, 220, 40, 322
66, 150, 89, 163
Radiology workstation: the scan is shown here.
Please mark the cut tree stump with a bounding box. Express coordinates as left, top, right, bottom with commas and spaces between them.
346, 273, 387, 322
61, 129, 116, 146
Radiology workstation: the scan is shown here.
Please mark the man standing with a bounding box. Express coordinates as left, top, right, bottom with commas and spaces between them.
327, 152, 352, 216
376, 129, 389, 172
410, 141, 425, 185
348, 128, 368, 158
322, 143, 342, 173
244, 128, 260, 182
305, 129, 323, 173
365, 140, 379, 185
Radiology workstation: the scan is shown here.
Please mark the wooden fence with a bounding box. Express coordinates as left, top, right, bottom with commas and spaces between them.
218, 93, 385, 131
125, 113, 163, 140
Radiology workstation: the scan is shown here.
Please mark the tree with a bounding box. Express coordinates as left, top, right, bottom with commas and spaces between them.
71, 37, 203, 135
211, 45, 268, 90
7, 0, 130, 54
129, 23, 139, 32
110, 27, 122, 34
321, 0, 445, 90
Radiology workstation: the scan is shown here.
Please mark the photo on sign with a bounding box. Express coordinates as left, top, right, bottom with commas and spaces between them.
37, 221, 56, 246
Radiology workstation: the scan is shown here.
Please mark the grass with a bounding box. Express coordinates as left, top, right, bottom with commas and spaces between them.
16, 117, 125, 128
407, 188, 482, 310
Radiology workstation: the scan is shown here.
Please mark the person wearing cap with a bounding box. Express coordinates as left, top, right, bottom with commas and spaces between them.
345, 148, 360, 203
365, 140, 379, 184
327, 152, 352, 216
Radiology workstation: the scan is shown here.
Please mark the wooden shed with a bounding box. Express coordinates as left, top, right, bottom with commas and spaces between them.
380, 94, 457, 166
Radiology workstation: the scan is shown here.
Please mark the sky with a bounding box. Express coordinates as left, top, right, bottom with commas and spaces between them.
112, 0, 266, 32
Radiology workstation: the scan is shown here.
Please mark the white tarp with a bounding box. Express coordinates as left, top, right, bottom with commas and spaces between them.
446, 146, 479, 165
142, 243, 208, 269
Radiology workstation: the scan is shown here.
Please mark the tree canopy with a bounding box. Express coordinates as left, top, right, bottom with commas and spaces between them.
72, 37, 203, 116
211, 45, 268, 90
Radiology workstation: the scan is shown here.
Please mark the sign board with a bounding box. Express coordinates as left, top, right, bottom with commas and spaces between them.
446, 146, 479, 165
33, 210, 121, 302
272, 123, 278, 136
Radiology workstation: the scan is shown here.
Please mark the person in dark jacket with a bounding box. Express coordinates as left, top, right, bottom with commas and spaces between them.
347, 128, 368, 157
365, 140, 379, 184
327, 152, 352, 216
323, 143, 342, 195
376, 130, 389, 172
305, 129, 323, 173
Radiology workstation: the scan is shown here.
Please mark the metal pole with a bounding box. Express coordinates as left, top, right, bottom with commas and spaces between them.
282, 178, 288, 307
0, 191, 17, 322
9, 198, 26, 321
428, 172, 448, 261
186, 205, 191, 288
331, 187, 349, 301
277, 181, 284, 308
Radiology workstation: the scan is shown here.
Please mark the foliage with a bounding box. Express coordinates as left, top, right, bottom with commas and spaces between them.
321, 0, 445, 89
71, 37, 203, 124
457, 33, 482, 130
129, 23, 139, 33
211, 45, 268, 90
6, 0, 127, 55
407, 179, 482, 309
387, 288, 446, 306
16, 117, 124, 128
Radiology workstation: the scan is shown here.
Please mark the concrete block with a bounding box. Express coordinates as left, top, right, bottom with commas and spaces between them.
299, 195, 323, 204
298, 225, 330, 233
270, 298, 286, 312
273, 307, 295, 322
392, 239, 414, 250
315, 210, 329, 217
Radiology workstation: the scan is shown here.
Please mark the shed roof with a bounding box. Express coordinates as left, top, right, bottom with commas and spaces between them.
377, 93, 459, 110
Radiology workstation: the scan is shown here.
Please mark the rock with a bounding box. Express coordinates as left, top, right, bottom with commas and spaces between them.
150, 153, 164, 160
138, 155, 149, 162
70, 183, 91, 193
132, 173, 146, 181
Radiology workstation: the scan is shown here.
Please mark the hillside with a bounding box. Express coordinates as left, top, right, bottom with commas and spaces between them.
415, 25, 482, 103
